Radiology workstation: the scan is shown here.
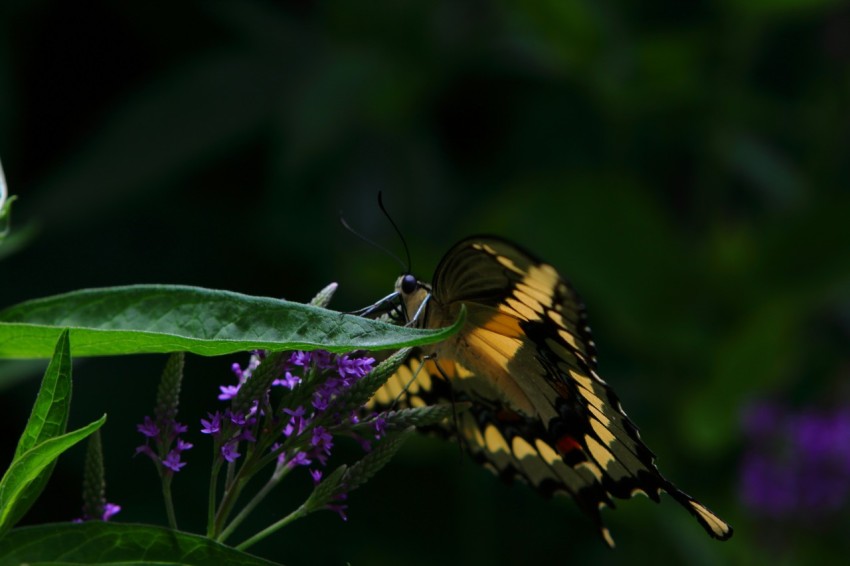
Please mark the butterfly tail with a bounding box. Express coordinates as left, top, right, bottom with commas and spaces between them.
596, 519, 617, 549
558, 493, 617, 548
664, 482, 733, 541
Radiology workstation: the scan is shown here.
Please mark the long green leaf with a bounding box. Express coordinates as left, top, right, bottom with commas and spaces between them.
0, 285, 464, 359
0, 522, 278, 565
15, 330, 72, 456
2, 331, 73, 530
0, 416, 106, 535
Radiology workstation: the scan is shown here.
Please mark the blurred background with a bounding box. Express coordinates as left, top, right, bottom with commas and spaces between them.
2, 1, 850, 564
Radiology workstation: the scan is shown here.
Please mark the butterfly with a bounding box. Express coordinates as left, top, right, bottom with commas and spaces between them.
366, 235, 732, 547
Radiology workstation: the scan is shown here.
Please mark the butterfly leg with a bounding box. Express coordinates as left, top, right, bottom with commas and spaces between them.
407, 293, 431, 326
390, 357, 429, 409
424, 353, 473, 463
349, 291, 401, 318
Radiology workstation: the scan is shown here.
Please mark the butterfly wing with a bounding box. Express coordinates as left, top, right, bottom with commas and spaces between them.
369, 236, 732, 546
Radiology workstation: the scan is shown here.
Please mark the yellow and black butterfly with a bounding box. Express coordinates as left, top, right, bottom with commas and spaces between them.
367, 235, 732, 547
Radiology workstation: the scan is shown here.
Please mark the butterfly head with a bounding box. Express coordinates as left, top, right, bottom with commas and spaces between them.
398, 274, 418, 295
394, 273, 432, 325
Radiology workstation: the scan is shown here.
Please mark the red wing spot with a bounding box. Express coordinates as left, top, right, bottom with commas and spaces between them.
556, 435, 581, 454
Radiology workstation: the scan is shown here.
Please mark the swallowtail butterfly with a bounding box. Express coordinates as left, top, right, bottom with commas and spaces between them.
367, 236, 732, 546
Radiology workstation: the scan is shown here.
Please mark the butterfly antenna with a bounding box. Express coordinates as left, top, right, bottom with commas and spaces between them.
339, 211, 407, 271
377, 191, 412, 274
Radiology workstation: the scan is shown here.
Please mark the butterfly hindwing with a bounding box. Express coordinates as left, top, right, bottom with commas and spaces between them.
367, 235, 732, 546
368, 350, 624, 546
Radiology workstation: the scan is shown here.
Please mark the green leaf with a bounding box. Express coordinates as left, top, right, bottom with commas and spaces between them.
361, 403, 468, 433
15, 330, 72, 456
342, 429, 412, 493
2, 331, 72, 531
0, 285, 466, 359
0, 522, 278, 565
302, 465, 348, 514
0, 415, 106, 535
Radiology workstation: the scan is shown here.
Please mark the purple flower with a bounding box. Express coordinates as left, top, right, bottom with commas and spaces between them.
136, 412, 192, 474
289, 351, 311, 367
309, 468, 323, 484
284, 406, 307, 418
227, 409, 248, 426
374, 417, 387, 439
200, 412, 222, 435
162, 450, 187, 472
232, 352, 263, 381
219, 384, 240, 401
221, 441, 241, 463
137, 416, 159, 438
739, 401, 850, 518
311, 426, 333, 455
273, 371, 301, 390
283, 406, 308, 438
285, 451, 312, 469
337, 354, 375, 381
102, 503, 121, 521
327, 492, 349, 521
75, 501, 122, 523
199, 348, 382, 511
312, 391, 331, 411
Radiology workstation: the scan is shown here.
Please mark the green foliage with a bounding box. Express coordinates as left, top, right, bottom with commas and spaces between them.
81, 431, 107, 525
0, 309, 450, 564
359, 403, 468, 432
0, 522, 278, 565
0, 332, 105, 535
2, 330, 72, 533
341, 428, 412, 494
0, 285, 464, 359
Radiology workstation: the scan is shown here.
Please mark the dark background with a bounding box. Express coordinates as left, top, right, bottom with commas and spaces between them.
2, 1, 850, 564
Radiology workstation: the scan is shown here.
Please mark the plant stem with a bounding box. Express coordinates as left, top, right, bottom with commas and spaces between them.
235, 505, 307, 551
206, 460, 222, 537
161, 475, 178, 530
218, 464, 292, 543
213, 461, 253, 536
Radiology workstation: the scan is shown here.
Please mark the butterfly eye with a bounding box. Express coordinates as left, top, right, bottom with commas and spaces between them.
400, 274, 418, 295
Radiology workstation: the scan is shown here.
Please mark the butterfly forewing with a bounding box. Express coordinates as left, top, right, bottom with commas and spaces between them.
431, 238, 597, 370
367, 236, 732, 546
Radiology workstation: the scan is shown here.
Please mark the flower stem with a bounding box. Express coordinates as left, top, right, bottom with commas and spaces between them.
206, 459, 222, 537
213, 462, 253, 536
235, 504, 307, 551
218, 464, 292, 543
161, 475, 178, 530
